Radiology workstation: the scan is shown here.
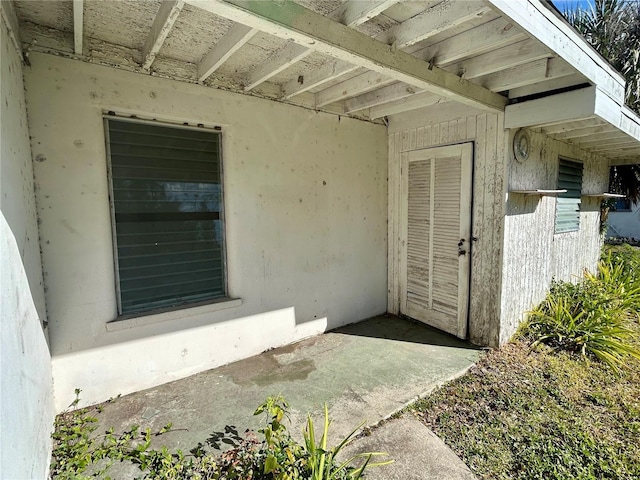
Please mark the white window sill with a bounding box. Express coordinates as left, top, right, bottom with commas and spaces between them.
106, 298, 242, 332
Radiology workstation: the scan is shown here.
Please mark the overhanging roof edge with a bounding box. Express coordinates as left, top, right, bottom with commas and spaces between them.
505, 86, 640, 160
486, 0, 626, 104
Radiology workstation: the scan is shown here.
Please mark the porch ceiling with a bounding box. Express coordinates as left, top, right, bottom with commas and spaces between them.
5, 0, 639, 161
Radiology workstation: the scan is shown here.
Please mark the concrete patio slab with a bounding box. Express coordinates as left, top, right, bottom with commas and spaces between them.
342, 415, 476, 479
91, 314, 482, 476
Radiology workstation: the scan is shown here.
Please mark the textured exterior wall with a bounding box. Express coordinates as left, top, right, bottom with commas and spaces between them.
388, 111, 507, 347
24, 53, 388, 411
0, 21, 54, 479
500, 129, 609, 343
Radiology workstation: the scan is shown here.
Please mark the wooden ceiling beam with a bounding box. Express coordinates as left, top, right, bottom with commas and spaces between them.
198, 24, 257, 82
345, 82, 422, 113
410, 17, 527, 66
244, 41, 312, 91
450, 40, 550, 80
380, 0, 491, 49
479, 58, 548, 92
142, 0, 185, 70
285, 1, 495, 100
73, 0, 83, 55
281, 60, 359, 99
478, 56, 574, 92
551, 123, 616, 140
369, 91, 448, 119
183, 0, 507, 112
243, 0, 401, 91
316, 71, 396, 107
335, 0, 403, 27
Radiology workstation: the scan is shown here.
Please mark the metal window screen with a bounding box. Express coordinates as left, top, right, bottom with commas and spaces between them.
555, 158, 583, 234
106, 118, 226, 315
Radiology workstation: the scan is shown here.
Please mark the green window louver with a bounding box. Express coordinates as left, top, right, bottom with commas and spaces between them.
106, 118, 226, 315
555, 158, 583, 234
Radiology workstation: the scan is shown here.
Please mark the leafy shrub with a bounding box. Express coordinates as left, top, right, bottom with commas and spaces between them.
603, 244, 640, 298
521, 251, 640, 371
50, 393, 391, 479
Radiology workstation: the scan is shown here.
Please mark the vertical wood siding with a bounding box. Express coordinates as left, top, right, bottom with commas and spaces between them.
388, 112, 506, 346
500, 129, 609, 344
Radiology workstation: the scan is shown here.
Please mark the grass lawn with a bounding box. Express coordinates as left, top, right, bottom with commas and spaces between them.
411, 253, 640, 480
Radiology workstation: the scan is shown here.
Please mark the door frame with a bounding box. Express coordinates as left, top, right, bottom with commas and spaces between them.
398, 142, 474, 339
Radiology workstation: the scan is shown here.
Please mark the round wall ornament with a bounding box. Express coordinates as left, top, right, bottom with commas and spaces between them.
513, 128, 531, 163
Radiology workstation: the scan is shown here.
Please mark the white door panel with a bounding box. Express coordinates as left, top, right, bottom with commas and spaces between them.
400, 143, 473, 338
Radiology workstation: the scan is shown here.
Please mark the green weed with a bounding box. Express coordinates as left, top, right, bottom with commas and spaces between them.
521, 252, 640, 371
50, 393, 390, 479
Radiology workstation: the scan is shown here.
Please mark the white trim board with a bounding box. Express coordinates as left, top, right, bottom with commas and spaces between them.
505, 86, 640, 156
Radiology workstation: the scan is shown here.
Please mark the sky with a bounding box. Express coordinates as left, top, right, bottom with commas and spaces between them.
551, 0, 595, 11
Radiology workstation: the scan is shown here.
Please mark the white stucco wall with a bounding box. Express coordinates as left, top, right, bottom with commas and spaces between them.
24, 53, 388, 411
608, 201, 640, 238
500, 129, 609, 343
0, 21, 54, 479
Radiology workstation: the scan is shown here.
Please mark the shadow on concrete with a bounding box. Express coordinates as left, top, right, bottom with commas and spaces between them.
333, 314, 483, 351
206, 425, 245, 450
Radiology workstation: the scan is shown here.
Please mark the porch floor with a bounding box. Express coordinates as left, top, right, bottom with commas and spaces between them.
92, 314, 482, 477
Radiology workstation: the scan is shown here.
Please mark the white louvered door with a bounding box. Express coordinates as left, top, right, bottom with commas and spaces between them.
400, 143, 472, 338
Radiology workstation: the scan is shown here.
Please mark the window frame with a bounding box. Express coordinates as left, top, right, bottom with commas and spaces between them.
554, 157, 584, 235
104, 115, 229, 319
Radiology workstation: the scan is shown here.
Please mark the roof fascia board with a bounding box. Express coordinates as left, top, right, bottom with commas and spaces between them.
505, 86, 597, 129
620, 107, 640, 142
183, 0, 507, 112
506, 85, 640, 147
485, 0, 625, 103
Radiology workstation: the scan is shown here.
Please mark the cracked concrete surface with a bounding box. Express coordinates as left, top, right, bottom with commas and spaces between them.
91, 314, 481, 477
